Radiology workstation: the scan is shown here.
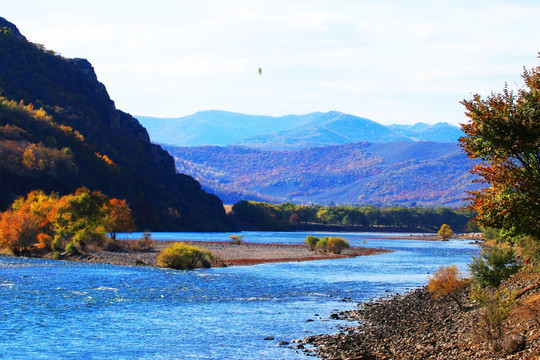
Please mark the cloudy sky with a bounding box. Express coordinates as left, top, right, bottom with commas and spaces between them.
3, 0, 540, 125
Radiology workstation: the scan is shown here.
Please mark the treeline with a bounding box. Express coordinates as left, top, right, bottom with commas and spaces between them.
230, 201, 477, 232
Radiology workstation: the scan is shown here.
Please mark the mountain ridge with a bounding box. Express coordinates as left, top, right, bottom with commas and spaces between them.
137, 111, 464, 149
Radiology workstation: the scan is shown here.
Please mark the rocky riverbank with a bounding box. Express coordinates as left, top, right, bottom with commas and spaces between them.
54, 240, 390, 267
295, 271, 540, 359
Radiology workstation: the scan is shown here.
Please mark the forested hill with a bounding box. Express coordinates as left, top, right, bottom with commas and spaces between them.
164, 142, 479, 207
0, 18, 229, 231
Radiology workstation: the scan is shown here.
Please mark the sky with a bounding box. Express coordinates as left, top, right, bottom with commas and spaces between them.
3, 0, 540, 125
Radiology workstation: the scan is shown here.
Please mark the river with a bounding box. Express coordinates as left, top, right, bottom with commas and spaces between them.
0, 231, 478, 359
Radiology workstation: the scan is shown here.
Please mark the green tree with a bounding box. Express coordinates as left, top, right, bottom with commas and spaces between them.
304, 235, 320, 250
438, 224, 454, 240
460, 61, 540, 240
469, 246, 520, 288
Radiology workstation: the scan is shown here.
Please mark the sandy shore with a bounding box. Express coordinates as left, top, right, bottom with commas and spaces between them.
62, 240, 391, 267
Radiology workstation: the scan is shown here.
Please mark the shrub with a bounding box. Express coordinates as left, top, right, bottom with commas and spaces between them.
427, 265, 468, 310
438, 224, 454, 240
157, 242, 215, 270
132, 231, 154, 251
0, 210, 39, 255
229, 234, 244, 245
315, 236, 330, 253
469, 246, 520, 288
483, 227, 503, 242
471, 287, 518, 352
327, 237, 350, 254
304, 235, 320, 250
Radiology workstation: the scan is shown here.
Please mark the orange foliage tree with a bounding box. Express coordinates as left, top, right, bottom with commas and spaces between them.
103, 198, 135, 240
460, 62, 540, 239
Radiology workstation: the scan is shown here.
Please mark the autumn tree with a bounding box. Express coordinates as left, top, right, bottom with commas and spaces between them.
438, 224, 454, 240
428, 265, 468, 310
103, 198, 135, 240
460, 62, 540, 240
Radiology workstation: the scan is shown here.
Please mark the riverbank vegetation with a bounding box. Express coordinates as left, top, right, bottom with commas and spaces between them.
230, 200, 477, 232
157, 242, 215, 269
0, 188, 135, 257
308, 57, 540, 359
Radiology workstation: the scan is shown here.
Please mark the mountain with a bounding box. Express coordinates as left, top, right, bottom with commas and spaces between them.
0, 17, 229, 231
163, 142, 479, 207
136, 110, 317, 146
137, 111, 464, 149
388, 122, 465, 142
241, 111, 408, 148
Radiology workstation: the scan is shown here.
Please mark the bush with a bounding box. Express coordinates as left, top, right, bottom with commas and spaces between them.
132, 231, 154, 251
157, 242, 215, 270
471, 287, 518, 352
469, 246, 520, 288
327, 237, 350, 254
229, 234, 244, 245
315, 236, 330, 253
427, 265, 468, 310
304, 235, 320, 250
483, 227, 503, 242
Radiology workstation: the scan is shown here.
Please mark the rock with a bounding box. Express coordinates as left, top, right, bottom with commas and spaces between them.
499, 334, 526, 355
277, 341, 289, 346
264, 336, 274, 341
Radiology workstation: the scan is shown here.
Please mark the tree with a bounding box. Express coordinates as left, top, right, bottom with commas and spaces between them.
427, 265, 468, 310
103, 198, 135, 240
469, 246, 520, 288
438, 224, 454, 240
460, 62, 540, 240
304, 235, 320, 250
327, 237, 350, 254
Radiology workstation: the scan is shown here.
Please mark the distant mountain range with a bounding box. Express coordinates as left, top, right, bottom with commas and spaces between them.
163, 142, 479, 207
137, 111, 464, 149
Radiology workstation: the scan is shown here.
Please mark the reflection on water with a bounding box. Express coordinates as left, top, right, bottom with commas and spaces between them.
0, 232, 478, 359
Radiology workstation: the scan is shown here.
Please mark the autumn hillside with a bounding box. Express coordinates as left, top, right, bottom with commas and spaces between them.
0, 18, 229, 231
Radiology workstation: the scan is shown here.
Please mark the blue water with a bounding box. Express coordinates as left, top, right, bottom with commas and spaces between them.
0, 231, 478, 360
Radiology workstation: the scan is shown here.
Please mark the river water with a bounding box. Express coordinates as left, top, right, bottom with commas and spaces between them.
0, 231, 478, 359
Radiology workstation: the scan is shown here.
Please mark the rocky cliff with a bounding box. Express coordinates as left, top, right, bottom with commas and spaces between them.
0, 17, 230, 231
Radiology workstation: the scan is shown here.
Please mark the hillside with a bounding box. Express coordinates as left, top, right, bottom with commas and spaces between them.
137, 111, 464, 148
163, 142, 479, 207
0, 18, 229, 231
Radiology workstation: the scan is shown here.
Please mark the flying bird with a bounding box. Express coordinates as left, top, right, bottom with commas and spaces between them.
258, 68, 262, 75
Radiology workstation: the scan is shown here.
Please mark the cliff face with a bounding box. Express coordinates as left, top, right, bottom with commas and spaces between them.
0, 17, 230, 231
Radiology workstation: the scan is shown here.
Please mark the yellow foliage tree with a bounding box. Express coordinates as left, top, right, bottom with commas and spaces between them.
428, 265, 468, 310
438, 224, 454, 240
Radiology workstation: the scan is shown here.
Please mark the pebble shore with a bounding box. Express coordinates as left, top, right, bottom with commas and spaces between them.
295, 272, 540, 359
62, 240, 390, 267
